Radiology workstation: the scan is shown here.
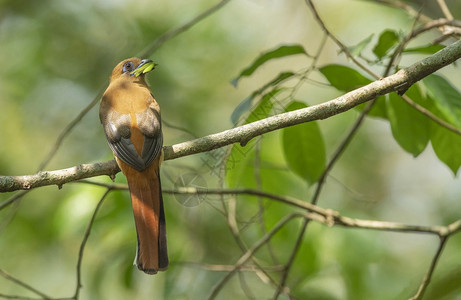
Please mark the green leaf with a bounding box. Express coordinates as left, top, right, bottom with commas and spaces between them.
319, 64, 387, 119
423, 74, 461, 128
415, 75, 461, 174
373, 30, 399, 59
346, 34, 374, 56
245, 90, 276, 124
260, 71, 295, 91
387, 85, 430, 156
282, 101, 326, 184
431, 121, 461, 174
231, 72, 294, 125
231, 88, 281, 125
232, 45, 308, 86
231, 96, 253, 125
403, 44, 445, 54
319, 64, 372, 92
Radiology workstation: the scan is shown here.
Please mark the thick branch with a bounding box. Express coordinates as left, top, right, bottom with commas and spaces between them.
165, 39, 461, 159
1, 39, 461, 193
0, 161, 119, 193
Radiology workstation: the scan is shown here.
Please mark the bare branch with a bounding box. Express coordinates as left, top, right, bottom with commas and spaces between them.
208, 213, 308, 300
176, 261, 285, 272
0, 269, 51, 299
37, 88, 105, 171
0, 161, 119, 194
373, 0, 432, 23
409, 237, 448, 300
156, 186, 461, 237
386, 18, 461, 76
305, 0, 380, 79
0, 191, 28, 211
72, 189, 110, 300
409, 220, 461, 300
138, 0, 232, 58
166, 39, 461, 158
437, 0, 454, 20
0, 293, 43, 300
401, 94, 461, 135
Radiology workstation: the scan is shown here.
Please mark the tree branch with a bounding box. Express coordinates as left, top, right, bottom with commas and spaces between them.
208, 212, 307, 300
76, 183, 461, 238
72, 190, 109, 300
437, 0, 454, 21
0, 161, 119, 194
156, 38, 461, 159
138, 0, 232, 58
410, 236, 447, 300
1, 39, 461, 194
0, 269, 51, 299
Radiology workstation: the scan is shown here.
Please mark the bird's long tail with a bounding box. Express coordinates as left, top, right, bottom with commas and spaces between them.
124, 162, 168, 274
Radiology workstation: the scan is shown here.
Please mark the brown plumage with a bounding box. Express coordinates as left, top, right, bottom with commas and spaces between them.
99, 57, 168, 274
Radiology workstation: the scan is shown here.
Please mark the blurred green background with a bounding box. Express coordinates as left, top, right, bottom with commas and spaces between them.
1, 0, 461, 299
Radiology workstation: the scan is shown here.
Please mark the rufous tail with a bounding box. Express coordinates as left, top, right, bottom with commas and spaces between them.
123, 162, 168, 274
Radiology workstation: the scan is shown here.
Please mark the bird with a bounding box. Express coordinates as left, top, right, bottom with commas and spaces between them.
99, 57, 168, 274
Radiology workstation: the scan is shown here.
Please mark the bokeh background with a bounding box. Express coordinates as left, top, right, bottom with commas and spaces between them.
1, 0, 461, 299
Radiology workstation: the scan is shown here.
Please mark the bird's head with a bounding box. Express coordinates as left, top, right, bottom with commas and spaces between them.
110, 57, 157, 82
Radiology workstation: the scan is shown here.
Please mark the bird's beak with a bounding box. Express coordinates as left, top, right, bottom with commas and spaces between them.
130, 59, 157, 77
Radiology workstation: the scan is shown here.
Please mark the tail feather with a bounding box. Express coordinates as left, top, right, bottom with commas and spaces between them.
122, 160, 168, 274
157, 178, 169, 269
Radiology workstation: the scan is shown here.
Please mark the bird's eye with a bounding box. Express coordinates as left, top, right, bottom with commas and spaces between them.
122, 62, 134, 73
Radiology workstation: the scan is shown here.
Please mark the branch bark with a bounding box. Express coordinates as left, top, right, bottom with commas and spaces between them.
1, 39, 461, 193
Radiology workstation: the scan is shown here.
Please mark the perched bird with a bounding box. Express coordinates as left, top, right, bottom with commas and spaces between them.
99, 58, 168, 274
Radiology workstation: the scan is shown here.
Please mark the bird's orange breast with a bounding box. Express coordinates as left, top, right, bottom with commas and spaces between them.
103, 77, 151, 113
102, 77, 152, 156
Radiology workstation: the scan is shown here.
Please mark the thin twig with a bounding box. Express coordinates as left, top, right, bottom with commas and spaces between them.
0, 191, 28, 212
0, 294, 43, 300
208, 213, 309, 300
176, 261, 285, 272
373, 0, 432, 23
271, 217, 308, 300
376, 0, 461, 38
73, 189, 110, 300
409, 220, 461, 300
170, 188, 461, 236
409, 237, 448, 300
138, 0, 232, 58
385, 18, 461, 76
162, 119, 198, 138
0, 269, 51, 299
401, 94, 461, 135
37, 87, 105, 171
305, 0, 380, 79
437, 0, 453, 20
221, 186, 287, 296
238, 272, 256, 300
